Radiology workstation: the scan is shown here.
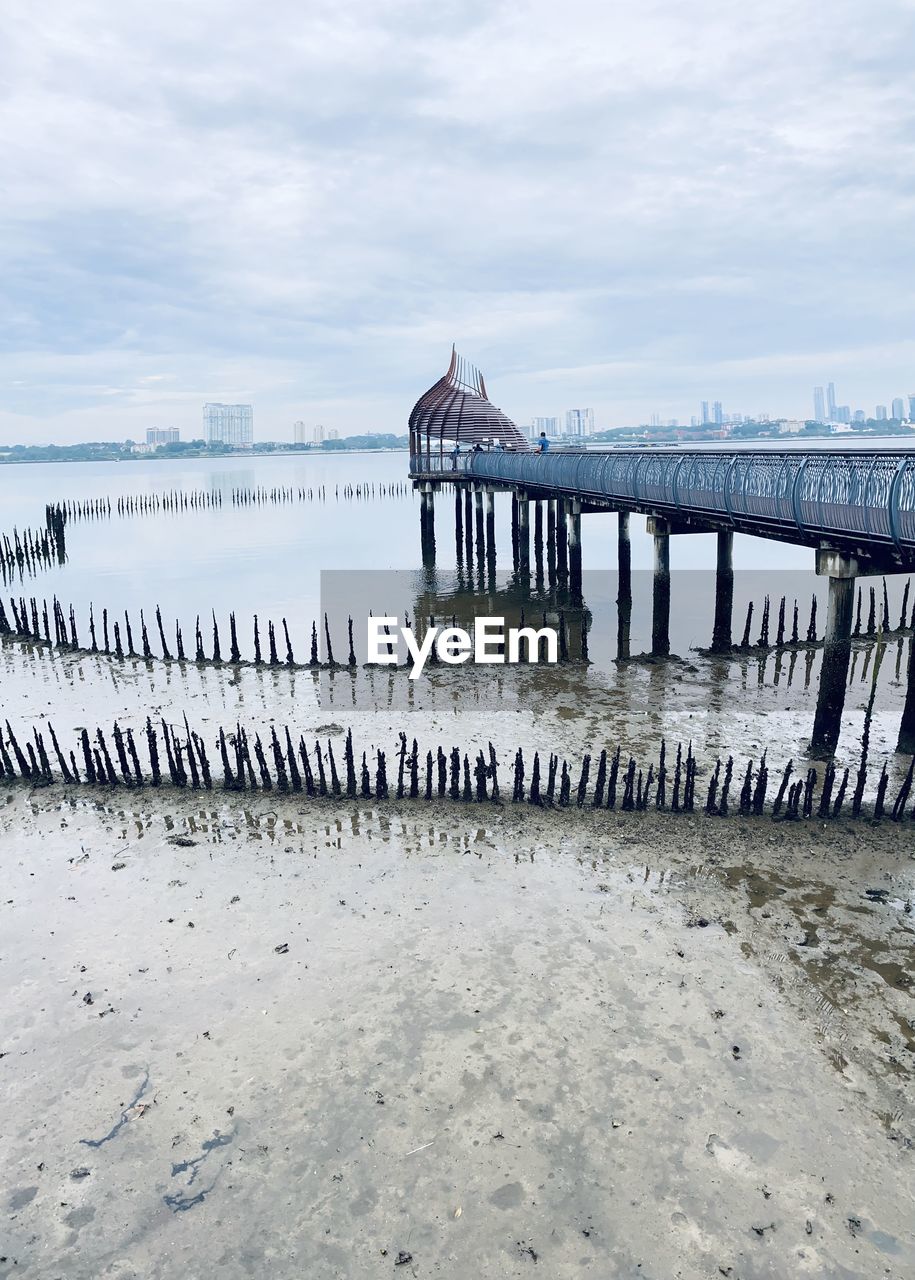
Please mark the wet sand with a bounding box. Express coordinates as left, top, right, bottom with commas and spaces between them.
2, 790, 913, 1278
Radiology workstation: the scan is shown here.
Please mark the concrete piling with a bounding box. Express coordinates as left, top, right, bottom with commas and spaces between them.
617, 511, 632, 661
810, 554, 857, 758
649, 518, 671, 658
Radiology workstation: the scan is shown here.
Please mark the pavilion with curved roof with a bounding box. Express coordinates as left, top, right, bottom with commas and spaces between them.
408, 348, 530, 464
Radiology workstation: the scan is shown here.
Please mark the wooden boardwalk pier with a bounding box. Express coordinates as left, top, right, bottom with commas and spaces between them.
407, 354, 915, 758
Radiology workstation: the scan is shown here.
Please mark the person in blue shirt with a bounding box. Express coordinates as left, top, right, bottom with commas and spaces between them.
537, 432, 550, 453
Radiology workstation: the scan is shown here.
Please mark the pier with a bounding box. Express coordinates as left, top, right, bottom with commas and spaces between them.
409, 354, 915, 759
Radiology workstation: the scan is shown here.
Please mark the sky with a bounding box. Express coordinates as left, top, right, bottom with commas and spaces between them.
2, 0, 914, 443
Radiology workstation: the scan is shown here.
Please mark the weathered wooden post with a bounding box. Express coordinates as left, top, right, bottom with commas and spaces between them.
649, 517, 671, 658
740, 602, 754, 648
775, 596, 786, 648
229, 613, 241, 663
711, 530, 734, 653
124, 611, 135, 657
897, 637, 915, 754
810, 550, 857, 758
155, 606, 171, 660
140, 609, 152, 659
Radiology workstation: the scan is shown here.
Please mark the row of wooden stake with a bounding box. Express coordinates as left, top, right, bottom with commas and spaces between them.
0, 594, 587, 667
1, 719, 912, 822
44, 482, 410, 523
728, 580, 914, 653
0, 521, 66, 580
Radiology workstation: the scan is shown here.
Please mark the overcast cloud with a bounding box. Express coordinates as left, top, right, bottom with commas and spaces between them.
2, 0, 914, 442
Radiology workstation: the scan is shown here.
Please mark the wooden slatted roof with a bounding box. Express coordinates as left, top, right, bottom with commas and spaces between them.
409, 348, 530, 450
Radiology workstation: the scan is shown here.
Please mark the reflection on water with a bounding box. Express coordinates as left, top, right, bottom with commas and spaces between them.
0, 452, 913, 766
0, 451, 817, 637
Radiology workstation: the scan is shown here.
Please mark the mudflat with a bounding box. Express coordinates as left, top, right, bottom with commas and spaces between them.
2, 791, 913, 1279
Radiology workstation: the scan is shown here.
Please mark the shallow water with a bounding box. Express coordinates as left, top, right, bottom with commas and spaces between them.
1, 450, 913, 775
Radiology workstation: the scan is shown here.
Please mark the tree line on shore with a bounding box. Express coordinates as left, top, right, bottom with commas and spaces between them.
0, 436, 409, 464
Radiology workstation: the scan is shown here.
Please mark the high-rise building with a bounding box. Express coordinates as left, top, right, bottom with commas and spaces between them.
145, 428, 180, 445
203, 403, 253, 446
531, 416, 560, 438
700, 400, 709, 424
853, 410, 866, 423
826, 382, 837, 419
908, 394, 915, 419
712, 401, 723, 425
892, 397, 905, 420
327, 428, 339, 440
835, 406, 851, 424
565, 408, 595, 436
876, 405, 888, 421
813, 387, 826, 423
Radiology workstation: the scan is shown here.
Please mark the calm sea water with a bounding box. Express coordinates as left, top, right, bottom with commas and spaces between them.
0, 446, 909, 665
2, 446, 913, 770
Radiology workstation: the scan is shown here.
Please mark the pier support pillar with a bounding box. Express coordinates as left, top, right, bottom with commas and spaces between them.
420, 483, 436, 565
517, 490, 530, 576
484, 487, 496, 572
617, 511, 632, 661
711, 530, 734, 653
511, 493, 519, 568
463, 486, 473, 566
810, 555, 856, 758
534, 500, 544, 582
898, 638, 915, 754
556, 498, 569, 580
566, 500, 582, 602
454, 489, 463, 538
650, 517, 671, 658
546, 499, 557, 584
474, 485, 485, 568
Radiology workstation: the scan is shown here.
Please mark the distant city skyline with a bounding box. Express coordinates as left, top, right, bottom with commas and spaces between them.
293, 421, 339, 445
811, 381, 913, 425
634, 380, 915, 436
